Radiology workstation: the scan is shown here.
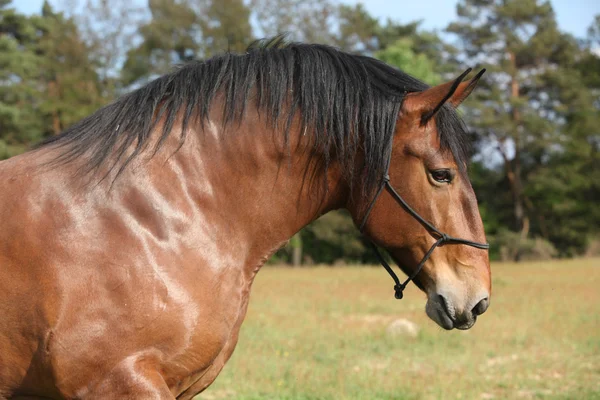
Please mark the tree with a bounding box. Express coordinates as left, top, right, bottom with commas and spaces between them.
122, 0, 201, 85
522, 15, 600, 255
447, 0, 586, 259
335, 3, 380, 52
122, 0, 253, 86
0, 0, 106, 158
273, 211, 370, 266
0, 0, 44, 158
33, 1, 104, 135
376, 38, 441, 84
194, 0, 253, 55
62, 0, 144, 99
250, 0, 336, 44
587, 15, 600, 48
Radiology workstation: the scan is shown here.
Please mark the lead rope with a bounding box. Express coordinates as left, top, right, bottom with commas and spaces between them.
359, 169, 490, 300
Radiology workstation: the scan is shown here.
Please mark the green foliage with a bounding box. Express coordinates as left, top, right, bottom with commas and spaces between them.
122, 0, 201, 84
122, 0, 253, 85
375, 38, 441, 84
335, 3, 380, 52
33, 2, 105, 134
0, 0, 106, 157
251, 0, 336, 44
448, 1, 600, 259
302, 211, 367, 265
0, 1, 44, 155
199, 0, 253, 55
336, 5, 457, 75
491, 229, 557, 261
273, 211, 371, 265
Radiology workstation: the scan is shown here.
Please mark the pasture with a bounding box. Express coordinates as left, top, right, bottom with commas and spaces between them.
198, 258, 600, 400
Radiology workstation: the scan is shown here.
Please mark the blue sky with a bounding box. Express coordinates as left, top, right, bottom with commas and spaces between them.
14, 0, 600, 39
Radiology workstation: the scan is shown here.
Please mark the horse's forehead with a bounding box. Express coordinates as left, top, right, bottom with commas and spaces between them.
393, 113, 449, 160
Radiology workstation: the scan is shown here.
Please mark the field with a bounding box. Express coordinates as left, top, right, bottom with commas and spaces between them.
198, 259, 600, 400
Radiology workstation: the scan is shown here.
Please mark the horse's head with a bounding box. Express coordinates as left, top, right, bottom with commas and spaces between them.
351, 70, 491, 330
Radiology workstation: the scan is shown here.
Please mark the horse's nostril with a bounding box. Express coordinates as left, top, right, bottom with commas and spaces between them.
438, 294, 452, 317
472, 297, 489, 316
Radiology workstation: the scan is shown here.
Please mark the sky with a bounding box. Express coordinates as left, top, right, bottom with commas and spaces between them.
13, 0, 600, 39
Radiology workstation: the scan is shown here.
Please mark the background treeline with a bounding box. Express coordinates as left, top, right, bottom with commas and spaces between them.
1, 0, 599, 263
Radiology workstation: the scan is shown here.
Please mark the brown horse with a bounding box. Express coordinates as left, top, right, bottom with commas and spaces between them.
0, 40, 491, 398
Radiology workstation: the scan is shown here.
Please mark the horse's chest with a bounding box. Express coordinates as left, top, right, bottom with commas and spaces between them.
50, 264, 251, 397
163, 270, 253, 394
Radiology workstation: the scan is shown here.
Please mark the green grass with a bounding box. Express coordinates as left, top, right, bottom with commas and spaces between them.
197, 259, 600, 400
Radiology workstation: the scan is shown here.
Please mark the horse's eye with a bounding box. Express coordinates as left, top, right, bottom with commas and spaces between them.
431, 169, 453, 183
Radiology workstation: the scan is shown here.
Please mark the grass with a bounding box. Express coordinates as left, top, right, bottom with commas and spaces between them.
196, 258, 600, 400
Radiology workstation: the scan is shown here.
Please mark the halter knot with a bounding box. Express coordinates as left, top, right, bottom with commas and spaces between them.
393, 284, 405, 299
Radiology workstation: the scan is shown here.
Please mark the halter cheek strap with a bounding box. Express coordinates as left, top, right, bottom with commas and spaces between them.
359, 173, 490, 300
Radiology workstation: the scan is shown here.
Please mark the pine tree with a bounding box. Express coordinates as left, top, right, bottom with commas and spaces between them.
66, 0, 143, 99
196, 0, 253, 55
448, 0, 586, 258
0, 0, 44, 157
122, 0, 253, 86
336, 6, 457, 75
250, 0, 336, 44
32, 1, 104, 135
376, 38, 441, 84
122, 0, 201, 85
523, 16, 600, 255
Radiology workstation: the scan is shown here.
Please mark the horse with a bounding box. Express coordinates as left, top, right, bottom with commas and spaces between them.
0, 39, 491, 398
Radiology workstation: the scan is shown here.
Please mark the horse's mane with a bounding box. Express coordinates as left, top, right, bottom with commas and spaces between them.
38, 37, 470, 193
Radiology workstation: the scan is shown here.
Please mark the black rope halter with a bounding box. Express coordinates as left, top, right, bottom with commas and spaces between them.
359, 152, 490, 300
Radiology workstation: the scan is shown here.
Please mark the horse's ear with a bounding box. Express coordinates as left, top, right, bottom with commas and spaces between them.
403, 69, 486, 125
448, 68, 486, 107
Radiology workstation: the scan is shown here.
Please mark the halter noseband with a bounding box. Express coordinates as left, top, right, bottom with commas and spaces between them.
358, 155, 490, 300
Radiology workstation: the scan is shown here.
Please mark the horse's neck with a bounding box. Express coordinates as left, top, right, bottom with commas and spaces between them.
143, 115, 348, 272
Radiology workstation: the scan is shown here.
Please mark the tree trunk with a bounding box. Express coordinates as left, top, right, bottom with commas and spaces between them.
290, 233, 302, 267
508, 51, 528, 261
48, 80, 62, 135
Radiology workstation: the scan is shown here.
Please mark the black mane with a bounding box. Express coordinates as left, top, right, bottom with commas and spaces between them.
39, 37, 470, 193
